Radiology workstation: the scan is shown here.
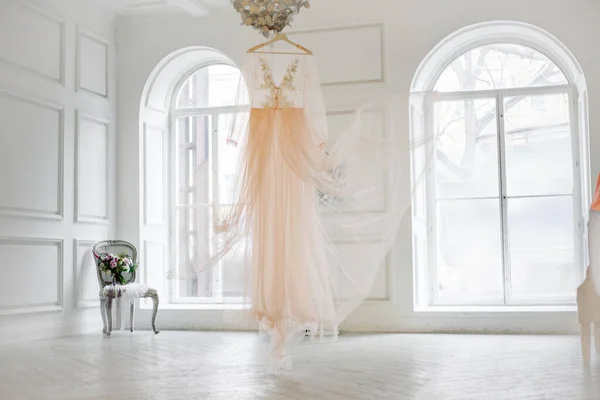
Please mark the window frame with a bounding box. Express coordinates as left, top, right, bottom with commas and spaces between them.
416, 55, 585, 308
167, 63, 245, 305
416, 85, 584, 307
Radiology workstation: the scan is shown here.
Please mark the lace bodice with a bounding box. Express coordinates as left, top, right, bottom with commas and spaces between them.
227, 51, 328, 146
246, 53, 307, 109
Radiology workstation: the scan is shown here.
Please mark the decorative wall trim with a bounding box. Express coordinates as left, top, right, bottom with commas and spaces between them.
143, 240, 166, 287
142, 47, 236, 111
332, 238, 392, 303
145, 105, 169, 115
0, 89, 64, 220
73, 238, 100, 308
0, 236, 64, 316
289, 23, 385, 87
142, 47, 195, 111
0, 1, 65, 85
369, 253, 392, 303
143, 123, 166, 227
75, 110, 110, 224
325, 106, 390, 214
75, 26, 109, 99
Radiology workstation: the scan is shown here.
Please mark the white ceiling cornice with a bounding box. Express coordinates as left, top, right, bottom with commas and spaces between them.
165, 0, 209, 16
85, 0, 229, 16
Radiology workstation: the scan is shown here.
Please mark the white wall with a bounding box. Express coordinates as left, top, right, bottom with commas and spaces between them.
0, 0, 118, 343
117, 0, 600, 333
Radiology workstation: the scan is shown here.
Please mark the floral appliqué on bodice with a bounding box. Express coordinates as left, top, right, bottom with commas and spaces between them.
259, 56, 300, 109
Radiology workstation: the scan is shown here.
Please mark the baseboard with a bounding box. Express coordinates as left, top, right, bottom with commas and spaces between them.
0, 315, 103, 347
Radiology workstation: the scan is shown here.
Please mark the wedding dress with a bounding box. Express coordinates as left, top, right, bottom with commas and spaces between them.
171, 51, 432, 370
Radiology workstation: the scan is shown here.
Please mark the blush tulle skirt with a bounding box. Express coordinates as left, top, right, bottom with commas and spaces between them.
225, 108, 337, 369
178, 96, 424, 371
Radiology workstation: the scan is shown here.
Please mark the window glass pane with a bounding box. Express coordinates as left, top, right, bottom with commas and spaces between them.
173, 113, 245, 301
436, 199, 504, 301
221, 248, 247, 298
217, 113, 241, 204
176, 64, 241, 109
507, 196, 576, 300
175, 115, 212, 298
175, 116, 210, 205
434, 44, 568, 93
504, 93, 573, 197
217, 113, 245, 298
434, 98, 499, 199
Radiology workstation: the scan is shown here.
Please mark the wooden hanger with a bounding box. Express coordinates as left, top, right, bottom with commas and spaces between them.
247, 33, 313, 55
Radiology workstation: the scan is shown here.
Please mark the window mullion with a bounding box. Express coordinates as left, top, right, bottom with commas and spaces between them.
182, 117, 193, 296
496, 92, 511, 305
569, 87, 585, 286
425, 96, 439, 305
211, 112, 223, 299
169, 113, 178, 304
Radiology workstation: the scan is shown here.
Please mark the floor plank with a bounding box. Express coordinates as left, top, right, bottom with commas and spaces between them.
0, 331, 599, 399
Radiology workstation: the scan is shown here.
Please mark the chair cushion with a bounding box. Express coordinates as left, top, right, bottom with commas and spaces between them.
103, 283, 149, 300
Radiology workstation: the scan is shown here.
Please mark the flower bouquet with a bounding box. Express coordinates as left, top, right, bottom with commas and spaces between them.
98, 253, 138, 285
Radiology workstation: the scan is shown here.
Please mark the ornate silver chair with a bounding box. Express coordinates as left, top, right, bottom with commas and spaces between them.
92, 240, 159, 337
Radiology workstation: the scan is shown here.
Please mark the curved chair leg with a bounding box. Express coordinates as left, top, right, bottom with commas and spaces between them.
100, 297, 108, 336
106, 296, 113, 337
150, 292, 159, 334
130, 301, 135, 333
115, 297, 122, 331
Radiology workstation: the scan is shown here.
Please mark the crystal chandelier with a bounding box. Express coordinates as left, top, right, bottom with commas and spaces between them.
231, 0, 311, 38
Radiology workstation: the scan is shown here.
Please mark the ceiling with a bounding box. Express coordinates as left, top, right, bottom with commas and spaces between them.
93, 0, 231, 16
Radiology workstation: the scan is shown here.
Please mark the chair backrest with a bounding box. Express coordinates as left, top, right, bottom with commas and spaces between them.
92, 240, 138, 287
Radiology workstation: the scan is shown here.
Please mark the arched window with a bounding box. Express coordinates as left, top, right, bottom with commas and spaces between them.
170, 63, 245, 302
411, 22, 589, 308
138, 47, 248, 307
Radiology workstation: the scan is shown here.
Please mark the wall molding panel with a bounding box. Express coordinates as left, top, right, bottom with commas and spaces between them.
75, 110, 110, 224
143, 123, 167, 227
0, 89, 65, 220
0, 237, 64, 316
142, 240, 166, 294
332, 238, 392, 303
0, 0, 117, 343
0, 0, 66, 84
325, 106, 390, 214
289, 24, 385, 86
76, 26, 109, 99
73, 239, 100, 308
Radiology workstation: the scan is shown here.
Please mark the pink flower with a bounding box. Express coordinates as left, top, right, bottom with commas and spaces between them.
110, 259, 117, 269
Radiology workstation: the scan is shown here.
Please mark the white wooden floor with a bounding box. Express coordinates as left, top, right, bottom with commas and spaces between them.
0, 331, 599, 400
